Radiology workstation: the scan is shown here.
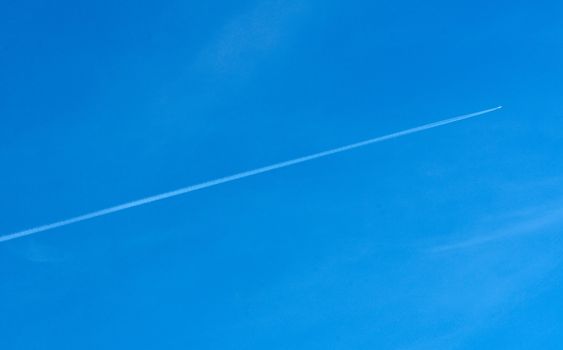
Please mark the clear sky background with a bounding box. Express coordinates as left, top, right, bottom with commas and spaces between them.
1, 1, 563, 349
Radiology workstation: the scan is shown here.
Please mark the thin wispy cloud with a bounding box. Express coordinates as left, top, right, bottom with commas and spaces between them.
193, 0, 310, 77
415, 204, 563, 348
0, 107, 501, 243
431, 204, 563, 253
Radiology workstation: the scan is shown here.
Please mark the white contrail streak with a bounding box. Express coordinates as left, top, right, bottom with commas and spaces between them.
0, 106, 502, 243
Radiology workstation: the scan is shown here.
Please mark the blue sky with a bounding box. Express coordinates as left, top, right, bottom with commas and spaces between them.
1, 0, 563, 348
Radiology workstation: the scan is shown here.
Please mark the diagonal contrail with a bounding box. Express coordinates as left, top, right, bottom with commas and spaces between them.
0, 106, 502, 243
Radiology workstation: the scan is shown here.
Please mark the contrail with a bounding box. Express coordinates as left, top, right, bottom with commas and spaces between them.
0, 106, 502, 243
